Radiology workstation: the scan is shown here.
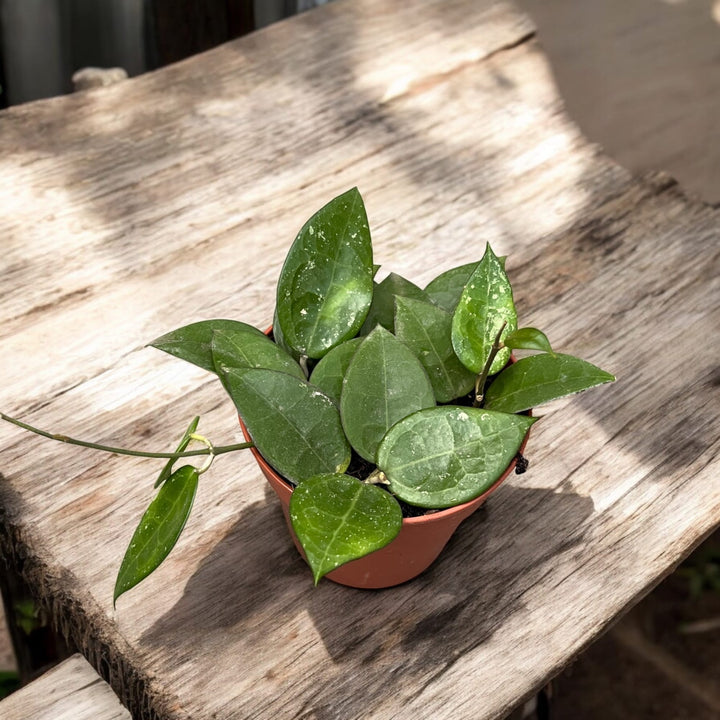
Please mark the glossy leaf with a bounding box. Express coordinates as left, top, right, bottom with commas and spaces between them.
503, 327, 553, 354
451, 244, 517, 375
275, 187, 373, 359
377, 407, 535, 508
394, 296, 476, 403
424, 258, 506, 312
209, 326, 305, 379
219, 367, 350, 483
484, 353, 615, 414
423, 261, 480, 312
114, 465, 199, 605
272, 308, 301, 364
340, 326, 435, 462
152, 319, 302, 377
309, 338, 362, 405
154, 416, 199, 488
289, 474, 402, 584
359, 272, 428, 334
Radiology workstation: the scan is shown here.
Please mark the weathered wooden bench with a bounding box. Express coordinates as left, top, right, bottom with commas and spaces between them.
0, 654, 130, 720
0, 0, 718, 718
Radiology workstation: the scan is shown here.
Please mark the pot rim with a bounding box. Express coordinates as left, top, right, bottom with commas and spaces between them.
240, 417, 530, 525
248, 325, 531, 523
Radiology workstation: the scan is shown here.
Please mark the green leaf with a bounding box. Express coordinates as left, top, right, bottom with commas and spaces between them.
272, 308, 301, 363
340, 326, 435, 462
484, 353, 616, 414
309, 338, 362, 405
289, 474, 402, 584
114, 465, 199, 605
377, 407, 535, 508
155, 416, 199, 488
209, 325, 305, 379
219, 367, 351, 483
423, 258, 506, 313
276, 187, 374, 359
359, 272, 428, 334
152, 319, 302, 377
423, 261, 480, 312
451, 244, 517, 375
504, 327, 553, 354
394, 296, 476, 403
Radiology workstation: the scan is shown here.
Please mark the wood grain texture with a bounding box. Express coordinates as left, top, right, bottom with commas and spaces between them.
0, 0, 718, 719
0, 654, 130, 719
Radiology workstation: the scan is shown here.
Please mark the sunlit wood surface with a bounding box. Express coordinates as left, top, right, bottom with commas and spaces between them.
1, 1, 718, 718
0, 654, 131, 720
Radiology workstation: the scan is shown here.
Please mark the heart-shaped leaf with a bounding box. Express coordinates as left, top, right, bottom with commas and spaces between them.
152, 320, 302, 377
218, 367, 351, 483
114, 465, 199, 605
276, 187, 373, 359
394, 296, 476, 403
340, 326, 435, 462
377, 406, 535, 508
309, 338, 362, 405
423, 261, 480, 312
484, 353, 616, 414
503, 327, 553, 354
451, 244, 517, 374
154, 416, 199, 488
359, 272, 428, 334
289, 474, 403, 584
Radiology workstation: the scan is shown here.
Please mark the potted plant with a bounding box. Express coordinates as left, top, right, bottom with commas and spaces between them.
2, 188, 614, 603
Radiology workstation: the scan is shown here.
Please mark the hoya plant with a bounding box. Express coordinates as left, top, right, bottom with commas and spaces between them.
2, 188, 614, 603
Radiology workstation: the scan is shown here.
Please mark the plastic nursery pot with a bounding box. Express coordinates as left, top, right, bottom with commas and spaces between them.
240, 418, 531, 590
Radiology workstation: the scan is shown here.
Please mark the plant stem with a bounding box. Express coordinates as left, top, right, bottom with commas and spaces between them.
473, 321, 507, 407
0, 413, 253, 460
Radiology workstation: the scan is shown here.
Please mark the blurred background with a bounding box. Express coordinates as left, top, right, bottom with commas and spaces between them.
1, 0, 718, 717
1, 0, 718, 203
0, 0, 329, 106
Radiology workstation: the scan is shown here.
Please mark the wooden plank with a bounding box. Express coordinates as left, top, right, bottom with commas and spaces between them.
0, 654, 131, 720
0, 0, 718, 719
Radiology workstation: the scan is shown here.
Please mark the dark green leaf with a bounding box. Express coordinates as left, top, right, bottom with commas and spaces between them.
155, 416, 199, 488
114, 465, 199, 605
423, 261, 480, 312
219, 367, 351, 483
484, 353, 616, 414
423, 258, 506, 313
272, 308, 301, 363
377, 407, 535, 508
504, 327, 553, 353
276, 188, 373, 359
289, 474, 402, 584
151, 319, 302, 376
451, 243, 517, 374
359, 272, 428, 334
394, 296, 475, 403
340, 326, 435, 461
309, 338, 362, 405
209, 326, 305, 379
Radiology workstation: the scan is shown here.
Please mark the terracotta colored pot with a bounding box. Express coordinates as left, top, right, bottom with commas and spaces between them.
240, 416, 530, 590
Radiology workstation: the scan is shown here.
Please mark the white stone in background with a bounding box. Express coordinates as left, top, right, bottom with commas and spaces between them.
71, 67, 128, 92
